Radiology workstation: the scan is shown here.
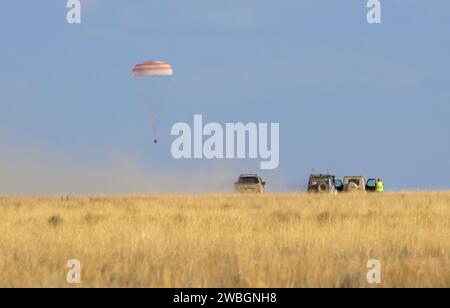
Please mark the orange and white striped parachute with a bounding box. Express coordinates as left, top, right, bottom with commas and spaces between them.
131, 60, 173, 142
132, 60, 173, 77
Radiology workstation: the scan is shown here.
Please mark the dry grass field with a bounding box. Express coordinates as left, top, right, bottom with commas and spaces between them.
0, 192, 449, 288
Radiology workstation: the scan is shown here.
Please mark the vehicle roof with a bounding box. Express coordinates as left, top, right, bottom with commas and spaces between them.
309, 174, 334, 178
239, 174, 260, 178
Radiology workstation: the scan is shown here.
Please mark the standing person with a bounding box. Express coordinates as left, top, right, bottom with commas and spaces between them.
376, 178, 384, 192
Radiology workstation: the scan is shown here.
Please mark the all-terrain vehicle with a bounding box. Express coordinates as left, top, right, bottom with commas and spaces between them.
235, 174, 266, 193
307, 174, 344, 193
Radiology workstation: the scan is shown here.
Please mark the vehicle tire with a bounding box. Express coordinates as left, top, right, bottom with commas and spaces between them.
318, 183, 329, 192
348, 182, 358, 192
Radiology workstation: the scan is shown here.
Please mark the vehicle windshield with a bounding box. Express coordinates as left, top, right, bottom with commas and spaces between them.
309, 177, 332, 184
366, 179, 376, 188
238, 177, 260, 184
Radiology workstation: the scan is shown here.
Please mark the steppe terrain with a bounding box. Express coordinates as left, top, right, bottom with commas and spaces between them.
0, 192, 448, 287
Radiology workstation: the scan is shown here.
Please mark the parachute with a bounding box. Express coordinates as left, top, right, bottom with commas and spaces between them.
132, 60, 173, 143
132, 61, 173, 77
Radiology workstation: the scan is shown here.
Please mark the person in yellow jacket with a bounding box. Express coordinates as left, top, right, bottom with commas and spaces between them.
376, 178, 384, 192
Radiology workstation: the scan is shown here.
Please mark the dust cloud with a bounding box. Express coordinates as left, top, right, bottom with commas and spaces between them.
0, 141, 238, 196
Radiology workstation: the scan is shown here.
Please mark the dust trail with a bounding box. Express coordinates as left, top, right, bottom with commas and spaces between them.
0, 141, 240, 196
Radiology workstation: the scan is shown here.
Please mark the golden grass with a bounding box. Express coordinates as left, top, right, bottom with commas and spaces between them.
0, 192, 449, 288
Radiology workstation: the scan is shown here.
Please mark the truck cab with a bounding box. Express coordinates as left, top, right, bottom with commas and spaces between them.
235, 174, 266, 193
308, 174, 343, 193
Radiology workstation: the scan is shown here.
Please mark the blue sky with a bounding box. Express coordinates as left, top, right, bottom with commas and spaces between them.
0, 1, 449, 194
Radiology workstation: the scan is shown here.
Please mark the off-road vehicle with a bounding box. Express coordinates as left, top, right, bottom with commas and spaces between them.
307, 174, 344, 193
235, 174, 266, 193
365, 178, 378, 192
343, 176, 378, 192
344, 176, 366, 192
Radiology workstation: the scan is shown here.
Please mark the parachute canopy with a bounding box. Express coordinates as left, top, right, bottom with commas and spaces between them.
131, 60, 174, 138
132, 60, 173, 77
